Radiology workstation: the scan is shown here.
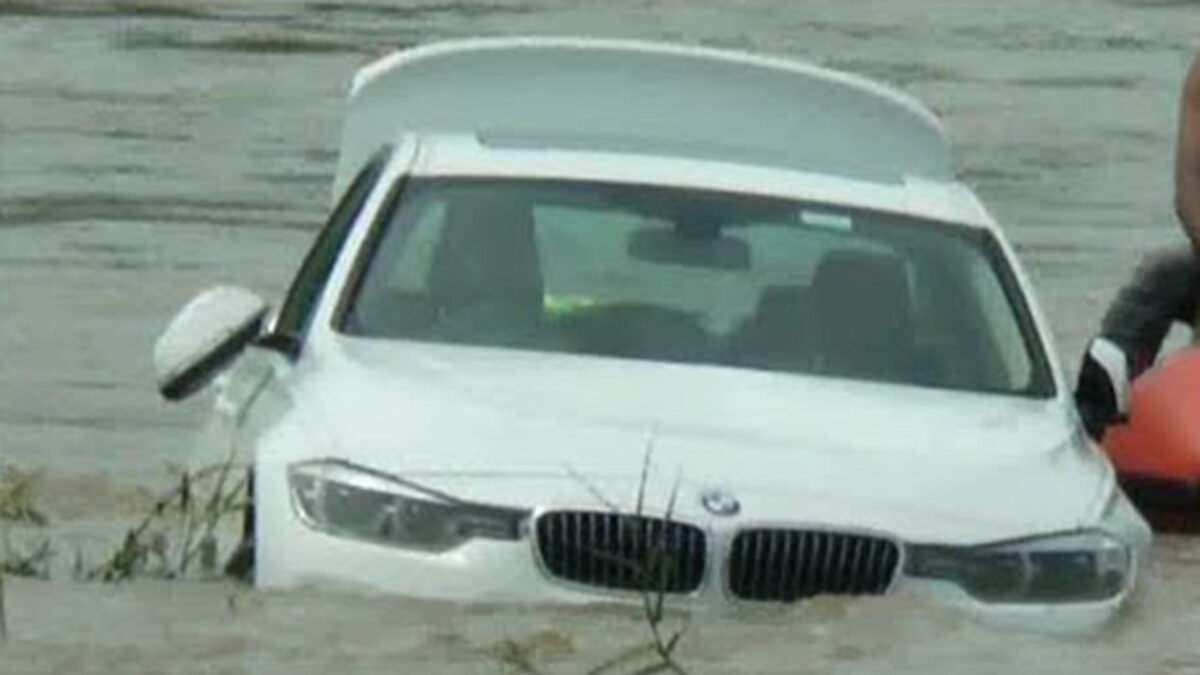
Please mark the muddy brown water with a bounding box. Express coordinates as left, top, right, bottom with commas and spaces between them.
3, 0, 1200, 672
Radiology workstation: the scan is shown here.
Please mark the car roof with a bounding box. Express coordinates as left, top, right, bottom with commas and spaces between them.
405, 133, 996, 229
334, 37, 956, 199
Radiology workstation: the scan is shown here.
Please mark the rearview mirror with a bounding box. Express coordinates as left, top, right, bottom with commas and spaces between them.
154, 286, 270, 401
627, 226, 750, 271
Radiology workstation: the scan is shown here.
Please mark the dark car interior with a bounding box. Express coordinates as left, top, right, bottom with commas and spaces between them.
342, 178, 1043, 395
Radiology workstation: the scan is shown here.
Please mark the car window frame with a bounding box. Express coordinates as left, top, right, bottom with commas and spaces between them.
976, 231, 1056, 398
329, 170, 412, 332
267, 145, 393, 352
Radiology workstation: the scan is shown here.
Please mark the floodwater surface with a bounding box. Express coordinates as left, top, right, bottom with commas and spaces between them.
3, 0, 1200, 672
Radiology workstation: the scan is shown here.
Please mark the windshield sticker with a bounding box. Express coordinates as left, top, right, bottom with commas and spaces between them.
800, 210, 853, 231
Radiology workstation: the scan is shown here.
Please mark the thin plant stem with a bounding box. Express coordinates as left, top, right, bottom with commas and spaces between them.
0, 572, 7, 642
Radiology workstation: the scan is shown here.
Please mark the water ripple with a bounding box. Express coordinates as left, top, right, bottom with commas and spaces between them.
115, 28, 362, 54
1009, 74, 1148, 90
953, 24, 1176, 53
304, 0, 541, 19
0, 0, 226, 20
0, 195, 317, 230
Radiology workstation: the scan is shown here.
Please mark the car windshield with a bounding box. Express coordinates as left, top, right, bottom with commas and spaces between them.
340, 177, 1053, 397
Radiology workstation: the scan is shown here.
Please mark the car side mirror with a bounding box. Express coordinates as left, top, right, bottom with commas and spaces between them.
154, 286, 270, 401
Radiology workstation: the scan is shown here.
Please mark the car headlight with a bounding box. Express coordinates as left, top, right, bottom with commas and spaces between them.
906, 530, 1131, 604
288, 459, 529, 552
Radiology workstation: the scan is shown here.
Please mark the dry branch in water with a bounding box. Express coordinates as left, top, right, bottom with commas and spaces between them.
0, 467, 48, 527
0, 538, 53, 579
0, 573, 7, 642
571, 442, 691, 675
0, 465, 54, 584
88, 460, 248, 582
90, 414, 250, 582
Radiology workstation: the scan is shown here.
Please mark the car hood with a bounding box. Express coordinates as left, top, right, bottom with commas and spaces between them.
278, 339, 1110, 544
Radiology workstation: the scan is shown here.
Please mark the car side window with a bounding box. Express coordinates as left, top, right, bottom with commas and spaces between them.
273, 146, 391, 339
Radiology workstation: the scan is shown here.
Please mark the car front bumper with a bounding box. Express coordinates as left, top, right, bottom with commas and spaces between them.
252, 461, 1149, 633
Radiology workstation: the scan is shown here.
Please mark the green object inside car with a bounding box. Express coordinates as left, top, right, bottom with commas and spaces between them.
543, 294, 597, 319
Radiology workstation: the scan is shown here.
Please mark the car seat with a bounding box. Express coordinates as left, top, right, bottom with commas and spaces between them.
729, 285, 815, 372
426, 190, 544, 319
808, 248, 915, 383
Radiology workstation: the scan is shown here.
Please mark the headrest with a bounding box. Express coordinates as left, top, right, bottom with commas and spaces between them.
812, 249, 909, 315
427, 190, 543, 315
810, 248, 913, 379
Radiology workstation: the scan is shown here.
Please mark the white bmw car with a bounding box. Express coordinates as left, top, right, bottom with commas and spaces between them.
155, 37, 1151, 632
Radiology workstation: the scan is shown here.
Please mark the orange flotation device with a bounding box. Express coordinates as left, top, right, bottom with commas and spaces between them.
1103, 346, 1200, 530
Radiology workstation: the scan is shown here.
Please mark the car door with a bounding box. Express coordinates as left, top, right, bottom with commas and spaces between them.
205, 145, 395, 440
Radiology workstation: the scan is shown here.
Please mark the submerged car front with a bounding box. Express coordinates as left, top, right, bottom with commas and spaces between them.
143, 39, 1151, 633
244, 133, 1150, 633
